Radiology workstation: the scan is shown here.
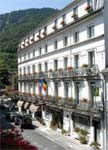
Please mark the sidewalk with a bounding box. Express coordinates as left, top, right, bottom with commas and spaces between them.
33, 120, 91, 150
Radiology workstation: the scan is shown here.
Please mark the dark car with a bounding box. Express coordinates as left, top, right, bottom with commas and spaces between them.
14, 115, 23, 126
20, 115, 33, 129
5, 112, 19, 122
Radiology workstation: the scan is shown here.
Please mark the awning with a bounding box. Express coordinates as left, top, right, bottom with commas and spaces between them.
29, 104, 39, 113
24, 102, 29, 109
17, 100, 24, 107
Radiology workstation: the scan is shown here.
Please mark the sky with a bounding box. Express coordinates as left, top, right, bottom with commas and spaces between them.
0, 0, 73, 15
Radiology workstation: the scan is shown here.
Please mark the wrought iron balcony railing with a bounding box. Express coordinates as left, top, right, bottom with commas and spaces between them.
18, 65, 99, 81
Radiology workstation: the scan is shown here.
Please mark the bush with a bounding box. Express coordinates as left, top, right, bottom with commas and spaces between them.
80, 129, 88, 136
90, 141, 101, 147
79, 136, 88, 144
61, 128, 67, 134
50, 120, 58, 129
0, 128, 38, 150
74, 127, 80, 133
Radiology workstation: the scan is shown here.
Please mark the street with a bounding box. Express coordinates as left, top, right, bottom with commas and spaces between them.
22, 129, 67, 150
0, 106, 67, 150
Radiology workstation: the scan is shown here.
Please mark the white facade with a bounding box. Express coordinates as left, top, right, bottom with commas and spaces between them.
17, 0, 106, 149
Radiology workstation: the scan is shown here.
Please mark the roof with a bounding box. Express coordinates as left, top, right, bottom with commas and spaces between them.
20, 0, 80, 41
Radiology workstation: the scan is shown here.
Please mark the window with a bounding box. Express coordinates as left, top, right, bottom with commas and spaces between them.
64, 36, 68, 46
61, 14, 66, 26
55, 19, 57, 27
73, 6, 78, 15
44, 26, 47, 34
74, 55, 79, 68
54, 60, 58, 71
38, 64, 41, 72
24, 53, 26, 60
45, 45, 48, 53
19, 68, 22, 75
54, 40, 58, 50
32, 65, 35, 73
87, 0, 93, 6
23, 67, 26, 75
64, 57, 68, 69
39, 47, 42, 55
75, 83, 80, 104
74, 32, 79, 43
33, 50, 35, 57
28, 52, 30, 59
88, 51, 95, 67
89, 85, 95, 106
27, 66, 30, 74
64, 83, 69, 98
88, 25, 94, 38
55, 83, 58, 97
45, 62, 48, 72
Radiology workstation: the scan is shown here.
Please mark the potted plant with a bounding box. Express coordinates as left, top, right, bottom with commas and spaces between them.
52, 25, 57, 30
74, 127, 81, 139
71, 13, 78, 20
61, 128, 68, 135
74, 127, 80, 133
58, 68, 63, 72
50, 120, 58, 130
49, 69, 53, 72
82, 64, 88, 68
85, 5, 93, 13
42, 32, 46, 36
67, 66, 73, 71
61, 20, 65, 26
79, 136, 88, 144
90, 141, 101, 150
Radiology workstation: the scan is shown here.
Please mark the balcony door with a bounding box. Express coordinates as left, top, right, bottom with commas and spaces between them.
88, 51, 95, 67
74, 55, 79, 69
75, 82, 80, 104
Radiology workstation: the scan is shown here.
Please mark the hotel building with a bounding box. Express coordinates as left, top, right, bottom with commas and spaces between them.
17, 0, 107, 149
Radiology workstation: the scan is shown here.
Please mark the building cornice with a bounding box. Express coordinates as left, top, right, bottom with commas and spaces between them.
19, 0, 81, 41
18, 8, 103, 54
18, 34, 104, 65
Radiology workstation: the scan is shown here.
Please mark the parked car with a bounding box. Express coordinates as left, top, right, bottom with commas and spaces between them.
14, 115, 23, 126
5, 112, 19, 122
20, 115, 33, 129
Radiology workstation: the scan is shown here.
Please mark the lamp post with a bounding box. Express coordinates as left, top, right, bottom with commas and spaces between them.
102, 68, 108, 150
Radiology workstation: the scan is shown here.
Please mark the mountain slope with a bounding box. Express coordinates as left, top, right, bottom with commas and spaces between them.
0, 8, 59, 72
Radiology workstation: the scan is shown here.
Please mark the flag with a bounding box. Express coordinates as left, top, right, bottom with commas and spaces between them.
39, 79, 43, 93
43, 79, 47, 91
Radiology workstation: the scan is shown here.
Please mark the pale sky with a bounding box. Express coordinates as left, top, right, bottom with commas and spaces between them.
0, 0, 73, 14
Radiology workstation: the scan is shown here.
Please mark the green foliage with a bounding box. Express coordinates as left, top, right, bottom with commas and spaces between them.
0, 8, 59, 71
79, 136, 88, 144
90, 141, 101, 147
74, 127, 80, 133
61, 128, 68, 134
80, 129, 88, 136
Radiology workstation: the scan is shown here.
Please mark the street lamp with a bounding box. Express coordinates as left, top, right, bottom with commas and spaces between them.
102, 68, 108, 150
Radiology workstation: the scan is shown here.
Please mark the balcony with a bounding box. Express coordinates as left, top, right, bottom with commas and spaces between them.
18, 65, 99, 82
48, 65, 99, 79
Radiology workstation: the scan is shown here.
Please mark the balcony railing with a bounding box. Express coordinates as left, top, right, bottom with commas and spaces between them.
16, 93, 102, 114
18, 65, 99, 81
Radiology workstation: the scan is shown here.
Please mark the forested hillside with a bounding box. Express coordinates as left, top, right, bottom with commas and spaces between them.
0, 8, 59, 71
